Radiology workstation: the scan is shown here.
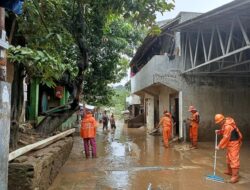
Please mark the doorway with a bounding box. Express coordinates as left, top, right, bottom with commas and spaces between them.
174, 98, 179, 135
170, 94, 179, 137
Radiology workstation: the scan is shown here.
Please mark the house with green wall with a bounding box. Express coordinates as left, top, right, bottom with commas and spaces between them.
28, 78, 77, 131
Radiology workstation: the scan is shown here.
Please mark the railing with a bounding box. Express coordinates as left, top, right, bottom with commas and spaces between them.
131, 55, 182, 93
182, 16, 250, 74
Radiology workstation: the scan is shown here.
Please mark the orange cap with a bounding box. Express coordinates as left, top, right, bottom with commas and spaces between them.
214, 114, 224, 124
188, 106, 196, 112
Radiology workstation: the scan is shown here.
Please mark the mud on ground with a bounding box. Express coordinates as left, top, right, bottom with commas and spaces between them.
49, 121, 250, 190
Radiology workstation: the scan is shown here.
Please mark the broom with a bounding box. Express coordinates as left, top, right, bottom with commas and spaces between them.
206, 131, 224, 183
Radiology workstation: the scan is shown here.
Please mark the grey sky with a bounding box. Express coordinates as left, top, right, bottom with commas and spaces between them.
156, 0, 234, 21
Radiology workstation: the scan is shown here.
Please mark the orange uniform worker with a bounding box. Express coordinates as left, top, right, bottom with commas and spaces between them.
188, 106, 199, 149
158, 111, 172, 148
215, 114, 243, 183
81, 110, 98, 158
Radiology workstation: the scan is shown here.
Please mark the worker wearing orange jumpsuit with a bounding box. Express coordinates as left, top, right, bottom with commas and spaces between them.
215, 114, 243, 183
188, 106, 199, 149
81, 110, 98, 158
158, 111, 172, 148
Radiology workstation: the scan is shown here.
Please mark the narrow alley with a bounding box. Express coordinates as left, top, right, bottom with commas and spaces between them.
49, 121, 250, 190
2, 1, 250, 190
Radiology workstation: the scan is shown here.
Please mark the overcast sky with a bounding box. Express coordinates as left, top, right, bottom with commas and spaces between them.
156, 0, 234, 21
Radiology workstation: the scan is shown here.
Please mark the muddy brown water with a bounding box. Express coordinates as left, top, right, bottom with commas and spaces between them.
49, 121, 250, 190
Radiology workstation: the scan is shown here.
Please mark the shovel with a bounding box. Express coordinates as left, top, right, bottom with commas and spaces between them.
149, 127, 160, 135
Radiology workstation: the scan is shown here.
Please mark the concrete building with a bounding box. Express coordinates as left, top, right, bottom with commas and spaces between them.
126, 94, 145, 128
126, 94, 141, 116
130, 0, 250, 141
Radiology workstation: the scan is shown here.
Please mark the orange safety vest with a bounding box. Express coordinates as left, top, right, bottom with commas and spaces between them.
81, 114, 97, 138
190, 111, 199, 127
159, 116, 172, 129
218, 117, 243, 149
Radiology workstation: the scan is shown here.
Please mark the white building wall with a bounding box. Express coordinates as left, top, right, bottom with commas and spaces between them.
131, 56, 182, 94
179, 91, 183, 139
127, 94, 140, 105
145, 93, 154, 130
158, 87, 170, 119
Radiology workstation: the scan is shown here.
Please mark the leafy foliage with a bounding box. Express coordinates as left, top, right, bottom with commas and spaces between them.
82, 16, 146, 105
8, 45, 78, 87
8, 0, 79, 87
9, 0, 174, 104
111, 87, 130, 114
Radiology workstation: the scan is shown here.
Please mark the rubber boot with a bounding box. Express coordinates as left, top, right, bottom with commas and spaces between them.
230, 168, 239, 183
224, 164, 232, 176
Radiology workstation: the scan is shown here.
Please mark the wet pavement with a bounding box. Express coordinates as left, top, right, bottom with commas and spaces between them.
49, 121, 250, 190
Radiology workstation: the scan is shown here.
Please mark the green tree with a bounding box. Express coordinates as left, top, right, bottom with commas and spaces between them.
7, 0, 174, 142
111, 87, 130, 115
83, 16, 147, 105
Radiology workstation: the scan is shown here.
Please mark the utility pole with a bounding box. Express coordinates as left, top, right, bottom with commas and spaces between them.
0, 6, 11, 190
0, 7, 7, 80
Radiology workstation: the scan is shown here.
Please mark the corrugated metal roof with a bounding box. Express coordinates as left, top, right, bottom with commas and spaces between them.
172, 0, 250, 31
130, 12, 201, 68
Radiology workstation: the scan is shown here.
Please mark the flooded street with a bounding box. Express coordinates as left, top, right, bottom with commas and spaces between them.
49, 121, 250, 190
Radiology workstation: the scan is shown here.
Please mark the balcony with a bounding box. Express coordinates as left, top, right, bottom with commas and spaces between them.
131, 55, 182, 94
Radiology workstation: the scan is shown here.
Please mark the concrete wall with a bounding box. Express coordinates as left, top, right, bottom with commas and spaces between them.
126, 94, 141, 105
131, 54, 250, 141
158, 86, 172, 118
59, 113, 78, 132
152, 72, 250, 141
178, 91, 183, 138
182, 76, 250, 141
8, 137, 73, 190
131, 55, 183, 135
145, 93, 154, 130
131, 55, 182, 94
0, 82, 11, 190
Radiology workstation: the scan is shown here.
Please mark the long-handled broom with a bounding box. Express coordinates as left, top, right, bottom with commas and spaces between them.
206, 131, 224, 183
